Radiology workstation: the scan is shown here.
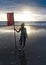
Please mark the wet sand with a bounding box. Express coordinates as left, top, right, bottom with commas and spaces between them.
0, 26, 46, 65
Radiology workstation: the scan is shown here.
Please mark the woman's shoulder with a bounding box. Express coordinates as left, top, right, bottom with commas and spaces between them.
24, 27, 26, 30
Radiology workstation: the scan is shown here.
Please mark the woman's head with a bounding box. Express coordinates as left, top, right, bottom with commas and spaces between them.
21, 23, 25, 28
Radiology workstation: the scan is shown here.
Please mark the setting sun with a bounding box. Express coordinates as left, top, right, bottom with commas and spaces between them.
14, 10, 35, 21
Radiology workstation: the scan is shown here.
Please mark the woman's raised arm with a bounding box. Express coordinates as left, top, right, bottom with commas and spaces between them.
14, 27, 21, 33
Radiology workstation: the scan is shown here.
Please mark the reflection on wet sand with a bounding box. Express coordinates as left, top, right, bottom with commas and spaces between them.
18, 49, 26, 65
0, 26, 46, 65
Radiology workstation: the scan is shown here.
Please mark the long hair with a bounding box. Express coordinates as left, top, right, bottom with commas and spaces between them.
21, 23, 25, 28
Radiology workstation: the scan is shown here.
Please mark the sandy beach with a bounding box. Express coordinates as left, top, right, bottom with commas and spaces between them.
0, 26, 46, 65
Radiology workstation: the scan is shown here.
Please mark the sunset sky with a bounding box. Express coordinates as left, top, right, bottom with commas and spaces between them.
0, 0, 46, 21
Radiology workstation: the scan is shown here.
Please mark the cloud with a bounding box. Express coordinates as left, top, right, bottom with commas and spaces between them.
0, 0, 46, 10
0, 0, 46, 21
0, 0, 46, 7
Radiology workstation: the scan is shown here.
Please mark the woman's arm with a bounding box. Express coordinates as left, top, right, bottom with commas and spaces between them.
17, 28, 21, 32
14, 27, 21, 33
14, 28, 18, 32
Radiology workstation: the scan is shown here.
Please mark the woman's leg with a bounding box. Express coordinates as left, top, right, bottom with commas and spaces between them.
19, 38, 22, 48
23, 39, 26, 48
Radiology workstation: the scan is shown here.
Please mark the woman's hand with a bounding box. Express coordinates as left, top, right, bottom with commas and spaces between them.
14, 27, 17, 31
14, 27, 20, 33
14, 26, 15, 30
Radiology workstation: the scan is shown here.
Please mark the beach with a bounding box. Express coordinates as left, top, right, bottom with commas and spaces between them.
0, 26, 46, 65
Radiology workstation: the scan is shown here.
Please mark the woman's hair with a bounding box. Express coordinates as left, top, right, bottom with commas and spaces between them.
21, 23, 25, 28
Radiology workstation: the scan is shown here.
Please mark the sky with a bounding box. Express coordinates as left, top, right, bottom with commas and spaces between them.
0, 0, 46, 21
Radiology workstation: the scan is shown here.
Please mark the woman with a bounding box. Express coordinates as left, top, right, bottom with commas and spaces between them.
14, 23, 28, 49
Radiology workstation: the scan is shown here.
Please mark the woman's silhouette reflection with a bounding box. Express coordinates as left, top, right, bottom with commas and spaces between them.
18, 49, 27, 65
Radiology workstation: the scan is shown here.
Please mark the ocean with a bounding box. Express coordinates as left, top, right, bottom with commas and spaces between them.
0, 21, 46, 26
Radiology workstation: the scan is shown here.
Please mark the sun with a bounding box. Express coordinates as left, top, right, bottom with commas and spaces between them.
21, 11, 34, 21
14, 10, 35, 21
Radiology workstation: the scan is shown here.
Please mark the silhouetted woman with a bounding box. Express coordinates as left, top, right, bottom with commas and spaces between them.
14, 23, 28, 49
